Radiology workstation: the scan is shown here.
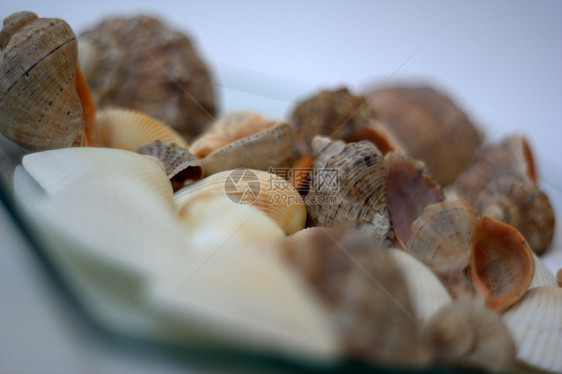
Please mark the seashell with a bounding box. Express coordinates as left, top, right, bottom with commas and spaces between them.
22, 147, 173, 207
137, 140, 204, 191
290, 88, 378, 157
466, 173, 554, 255
198, 121, 296, 176
407, 200, 479, 295
95, 107, 189, 151
306, 136, 394, 248
189, 111, 273, 158
558, 269, 562, 287
0, 12, 96, 150
364, 85, 483, 185
502, 287, 562, 373
174, 169, 306, 235
385, 152, 444, 246
422, 301, 516, 372
470, 216, 535, 311
455, 134, 538, 202
387, 248, 452, 324
529, 253, 559, 289
78, 14, 215, 141
344, 119, 406, 155
281, 226, 432, 367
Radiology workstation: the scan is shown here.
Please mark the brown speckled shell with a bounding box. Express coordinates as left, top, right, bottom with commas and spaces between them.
306, 136, 394, 247
0, 12, 86, 150
283, 227, 432, 366
365, 85, 482, 185
78, 15, 215, 141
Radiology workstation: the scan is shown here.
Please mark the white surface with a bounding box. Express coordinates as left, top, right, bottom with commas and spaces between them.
1, 1, 562, 373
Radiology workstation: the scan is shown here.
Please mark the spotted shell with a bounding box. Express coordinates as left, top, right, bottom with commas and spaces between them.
364, 85, 483, 185
0, 12, 94, 150
305, 136, 394, 248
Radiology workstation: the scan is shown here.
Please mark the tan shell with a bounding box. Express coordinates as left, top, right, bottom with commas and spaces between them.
470, 216, 535, 311
78, 15, 215, 141
290, 88, 378, 157
385, 152, 444, 246
455, 134, 538, 202
469, 173, 554, 255
95, 107, 188, 151
422, 301, 516, 372
364, 85, 482, 185
306, 136, 394, 248
0, 12, 89, 150
198, 121, 296, 176
558, 269, 562, 287
502, 287, 562, 373
174, 169, 306, 235
137, 140, 204, 191
387, 248, 452, 324
407, 200, 479, 295
189, 111, 273, 158
281, 227, 432, 367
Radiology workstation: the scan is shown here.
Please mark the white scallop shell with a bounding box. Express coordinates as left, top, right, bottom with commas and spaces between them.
529, 253, 558, 289
22, 147, 173, 207
502, 287, 562, 373
388, 248, 452, 323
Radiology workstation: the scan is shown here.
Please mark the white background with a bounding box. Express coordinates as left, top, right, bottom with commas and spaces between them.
1, 1, 561, 373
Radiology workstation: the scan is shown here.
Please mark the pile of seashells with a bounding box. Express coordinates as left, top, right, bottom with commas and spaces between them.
1, 11, 561, 373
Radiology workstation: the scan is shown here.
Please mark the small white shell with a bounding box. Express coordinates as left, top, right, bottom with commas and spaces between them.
388, 248, 452, 324
502, 287, 562, 373
529, 253, 558, 289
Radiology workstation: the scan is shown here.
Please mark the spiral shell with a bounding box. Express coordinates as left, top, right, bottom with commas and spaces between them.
0, 12, 92, 150
364, 85, 482, 185
306, 136, 394, 248
78, 15, 215, 141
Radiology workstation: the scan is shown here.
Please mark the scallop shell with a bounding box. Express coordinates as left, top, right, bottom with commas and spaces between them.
469, 173, 555, 255
407, 200, 479, 294
470, 216, 535, 311
0, 12, 88, 150
137, 140, 204, 191
199, 121, 296, 176
281, 226, 432, 366
364, 85, 483, 185
529, 253, 559, 289
95, 107, 189, 151
22, 147, 173, 207
422, 301, 516, 372
174, 169, 306, 235
502, 287, 562, 373
385, 152, 444, 246
78, 14, 215, 141
306, 136, 394, 248
290, 88, 378, 157
387, 248, 452, 324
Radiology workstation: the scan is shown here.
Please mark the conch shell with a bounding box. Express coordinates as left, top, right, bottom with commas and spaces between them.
305, 136, 394, 248
78, 15, 215, 141
364, 85, 482, 185
422, 301, 516, 372
282, 226, 432, 367
0, 11, 96, 150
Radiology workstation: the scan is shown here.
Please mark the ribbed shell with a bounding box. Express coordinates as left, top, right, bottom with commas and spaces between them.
22, 147, 173, 207
407, 200, 479, 286
385, 152, 444, 245
0, 12, 86, 150
502, 287, 562, 373
95, 107, 189, 151
306, 136, 394, 247
529, 253, 559, 289
200, 121, 295, 176
365, 85, 482, 185
388, 248, 452, 324
174, 169, 306, 235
